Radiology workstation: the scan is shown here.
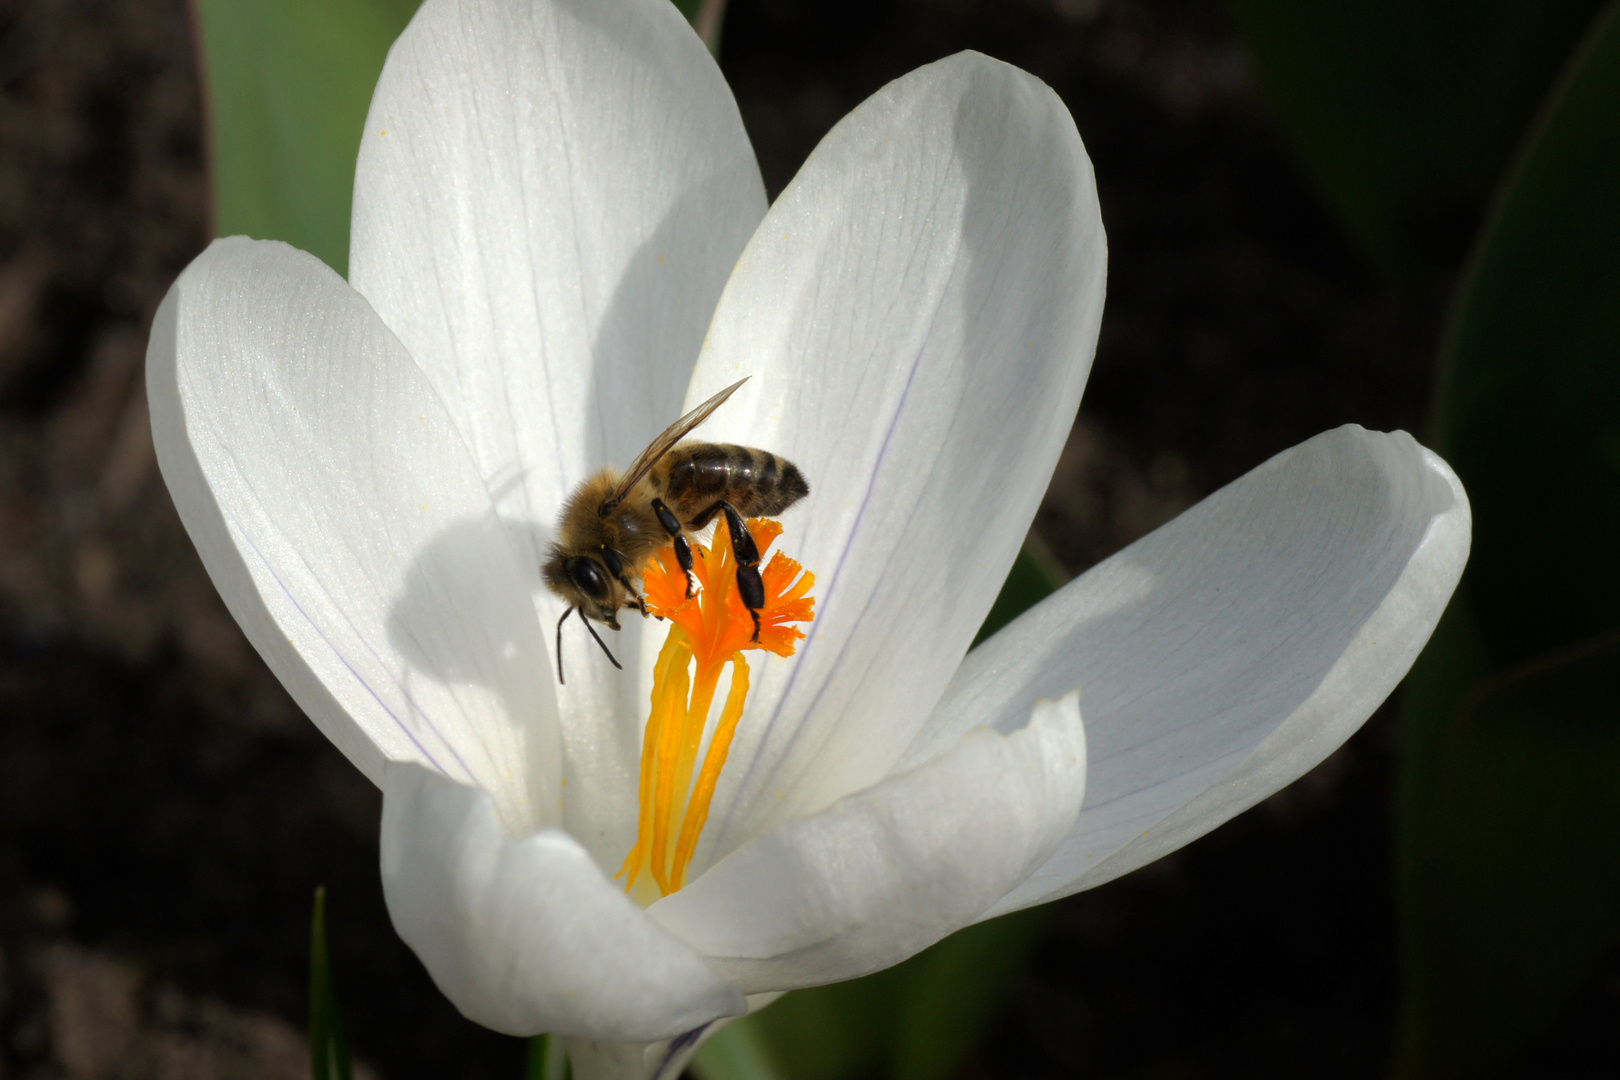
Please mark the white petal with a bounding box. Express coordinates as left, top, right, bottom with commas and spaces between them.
908, 427, 1469, 915
147, 237, 558, 832
381, 763, 745, 1041
352, 0, 764, 500
679, 52, 1107, 866
349, 0, 766, 855
647, 693, 1086, 994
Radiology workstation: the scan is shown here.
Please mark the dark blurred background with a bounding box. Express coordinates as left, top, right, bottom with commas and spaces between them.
0, 0, 1611, 1077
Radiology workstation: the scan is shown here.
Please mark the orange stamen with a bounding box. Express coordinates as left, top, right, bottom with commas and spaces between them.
671, 652, 749, 887
618, 627, 691, 891
619, 517, 815, 897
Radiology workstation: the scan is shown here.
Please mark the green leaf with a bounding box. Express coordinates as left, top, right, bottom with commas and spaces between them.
1398, 4, 1620, 1073
194, 0, 721, 276
1430, 0, 1620, 668
707, 909, 1047, 1080
194, 0, 422, 276
888, 908, 1048, 1080
972, 537, 1067, 648
1394, 587, 1492, 842
668, 0, 702, 23
693, 1019, 788, 1080
1397, 632, 1620, 1078
309, 886, 354, 1080
527, 1033, 570, 1080
1231, 0, 1608, 278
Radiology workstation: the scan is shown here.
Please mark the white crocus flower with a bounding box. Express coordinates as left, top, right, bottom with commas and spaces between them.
145, 0, 1470, 1076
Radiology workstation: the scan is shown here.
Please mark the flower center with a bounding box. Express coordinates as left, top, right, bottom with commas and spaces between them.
618, 517, 815, 899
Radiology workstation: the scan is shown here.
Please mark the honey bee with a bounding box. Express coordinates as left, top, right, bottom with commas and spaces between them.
542, 378, 809, 681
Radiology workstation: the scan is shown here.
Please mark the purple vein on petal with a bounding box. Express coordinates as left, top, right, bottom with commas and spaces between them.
720, 281, 947, 840
231, 509, 470, 783
653, 1025, 711, 1080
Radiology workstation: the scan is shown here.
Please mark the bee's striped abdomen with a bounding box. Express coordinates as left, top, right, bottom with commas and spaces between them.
665, 443, 809, 526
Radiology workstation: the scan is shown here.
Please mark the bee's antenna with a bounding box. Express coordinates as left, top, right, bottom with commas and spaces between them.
555, 606, 622, 686
555, 607, 572, 685
581, 614, 623, 671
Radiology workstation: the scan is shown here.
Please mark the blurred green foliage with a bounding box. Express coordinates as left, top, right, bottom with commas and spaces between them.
528, 1033, 569, 1080
1388, 3, 1620, 1076
1401, 631, 1620, 1077
696, 908, 1050, 1080
1430, 11, 1620, 665
973, 537, 1068, 647
309, 887, 354, 1080
1237, 0, 1620, 1072
694, 1020, 787, 1080
194, 0, 422, 275
1231, 0, 1608, 280
193, 0, 725, 273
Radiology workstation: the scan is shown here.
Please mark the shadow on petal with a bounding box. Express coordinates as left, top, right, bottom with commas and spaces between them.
583, 143, 767, 474
697, 53, 1105, 868
385, 513, 562, 833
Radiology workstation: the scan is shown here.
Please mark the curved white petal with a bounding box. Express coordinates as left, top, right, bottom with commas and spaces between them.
680, 51, 1107, 866
381, 763, 745, 1041
350, 0, 768, 857
906, 427, 1468, 915
352, 0, 764, 503
147, 237, 558, 832
648, 693, 1085, 994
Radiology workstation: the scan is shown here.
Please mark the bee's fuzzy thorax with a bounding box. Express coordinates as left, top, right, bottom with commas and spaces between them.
561, 469, 620, 527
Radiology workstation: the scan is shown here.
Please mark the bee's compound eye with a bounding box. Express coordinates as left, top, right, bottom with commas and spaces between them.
566, 557, 612, 604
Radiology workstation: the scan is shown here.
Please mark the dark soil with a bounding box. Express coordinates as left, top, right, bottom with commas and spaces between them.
0, 0, 1602, 1078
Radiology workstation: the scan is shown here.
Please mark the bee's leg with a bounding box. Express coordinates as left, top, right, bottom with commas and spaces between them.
624, 585, 650, 617
716, 501, 765, 642
651, 498, 700, 598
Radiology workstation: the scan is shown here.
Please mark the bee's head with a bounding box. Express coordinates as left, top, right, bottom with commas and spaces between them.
541, 550, 623, 629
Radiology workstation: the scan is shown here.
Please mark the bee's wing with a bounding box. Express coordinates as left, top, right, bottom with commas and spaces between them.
608, 377, 749, 505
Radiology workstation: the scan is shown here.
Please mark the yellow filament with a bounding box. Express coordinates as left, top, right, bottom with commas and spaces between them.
648, 658, 689, 895
671, 662, 724, 837
619, 627, 691, 892
671, 652, 750, 890
619, 643, 755, 894
650, 656, 720, 892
